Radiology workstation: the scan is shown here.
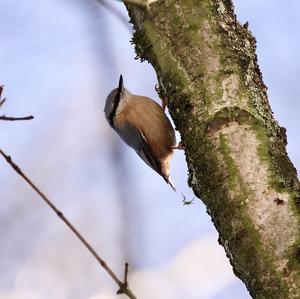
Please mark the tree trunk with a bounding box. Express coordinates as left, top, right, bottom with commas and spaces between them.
125, 0, 300, 298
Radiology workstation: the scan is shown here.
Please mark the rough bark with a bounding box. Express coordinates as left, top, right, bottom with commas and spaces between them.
125, 0, 300, 298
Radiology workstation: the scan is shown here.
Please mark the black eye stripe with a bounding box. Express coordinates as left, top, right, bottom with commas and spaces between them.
108, 92, 121, 128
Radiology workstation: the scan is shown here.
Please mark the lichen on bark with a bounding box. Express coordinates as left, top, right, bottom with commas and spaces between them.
125, 0, 300, 297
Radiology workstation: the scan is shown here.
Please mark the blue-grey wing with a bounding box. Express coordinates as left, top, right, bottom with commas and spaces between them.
115, 121, 161, 174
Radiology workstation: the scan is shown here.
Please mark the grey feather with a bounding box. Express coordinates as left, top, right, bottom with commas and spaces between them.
115, 121, 161, 175
104, 88, 118, 125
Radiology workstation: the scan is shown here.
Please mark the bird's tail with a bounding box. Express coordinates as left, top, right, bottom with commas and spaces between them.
164, 176, 176, 191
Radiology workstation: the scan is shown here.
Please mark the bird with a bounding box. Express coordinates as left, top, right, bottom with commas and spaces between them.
104, 75, 176, 190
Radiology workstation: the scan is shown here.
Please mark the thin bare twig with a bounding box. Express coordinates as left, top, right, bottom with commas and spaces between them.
0, 115, 34, 121
124, 262, 129, 286
0, 85, 34, 121
117, 262, 130, 294
0, 85, 6, 107
125, 263, 130, 286
0, 149, 137, 299
0, 98, 6, 107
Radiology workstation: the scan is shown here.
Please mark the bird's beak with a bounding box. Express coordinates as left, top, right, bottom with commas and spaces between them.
118, 74, 124, 95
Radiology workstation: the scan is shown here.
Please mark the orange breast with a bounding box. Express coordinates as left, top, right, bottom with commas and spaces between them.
116, 95, 176, 159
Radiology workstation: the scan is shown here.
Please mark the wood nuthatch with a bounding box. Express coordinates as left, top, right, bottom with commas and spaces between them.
104, 75, 176, 190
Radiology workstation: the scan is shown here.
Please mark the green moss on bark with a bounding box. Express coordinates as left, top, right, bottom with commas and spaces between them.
126, 0, 300, 297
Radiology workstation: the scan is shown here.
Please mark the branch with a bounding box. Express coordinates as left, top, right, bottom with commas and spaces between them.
0, 148, 137, 299
0, 85, 6, 107
0, 115, 34, 121
117, 263, 129, 295
126, 1, 300, 298
0, 98, 6, 107
0, 85, 34, 121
